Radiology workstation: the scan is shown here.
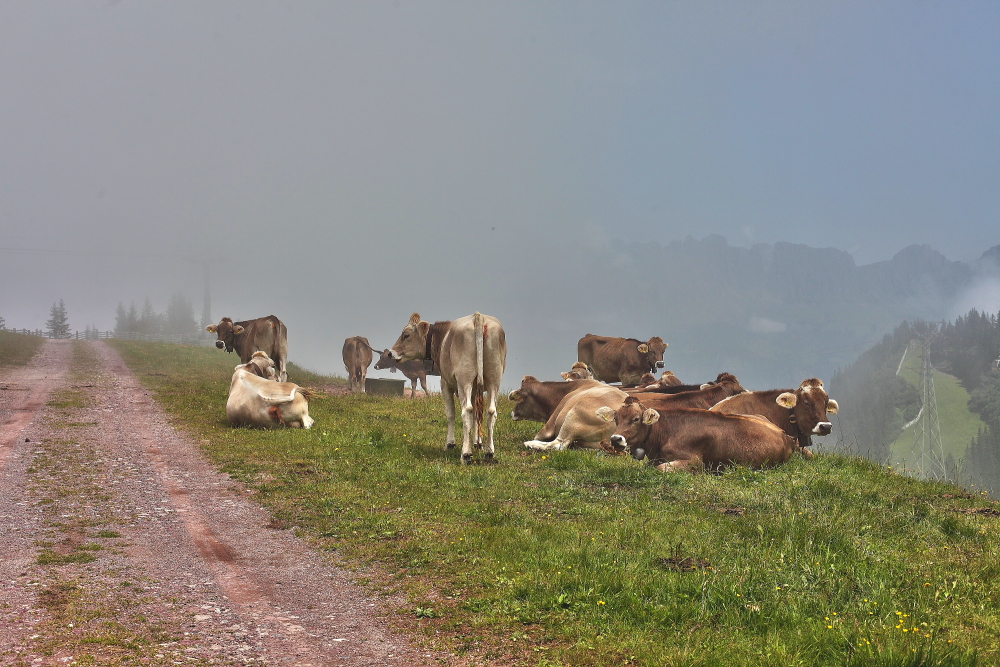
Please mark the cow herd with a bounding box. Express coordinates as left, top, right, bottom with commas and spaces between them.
207, 312, 840, 472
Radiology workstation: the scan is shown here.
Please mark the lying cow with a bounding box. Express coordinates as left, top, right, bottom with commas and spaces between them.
597, 397, 797, 471
236, 350, 277, 380
577, 334, 667, 386
625, 371, 737, 396
389, 312, 506, 464
226, 366, 314, 429
509, 375, 602, 424
634, 370, 682, 391
342, 336, 374, 393
710, 378, 839, 452
629, 373, 746, 409
374, 349, 430, 398
523, 384, 628, 451
207, 315, 288, 382
561, 362, 594, 381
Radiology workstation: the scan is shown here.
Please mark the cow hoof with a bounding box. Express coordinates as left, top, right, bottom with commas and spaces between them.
483, 452, 496, 464
461, 453, 473, 465
445, 442, 456, 450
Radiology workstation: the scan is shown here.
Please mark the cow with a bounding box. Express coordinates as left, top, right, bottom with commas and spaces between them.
226, 366, 314, 429
628, 373, 746, 408
236, 350, 277, 380
635, 370, 683, 391
207, 315, 288, 382
523, 384, 628, 452
577, 334, 668, 386
624, 371, 735, 395
710, 378, 839, 453
374, 348, 431, 398
597, 397, 798, 471
509, 375, 603, 424
560, 361, 594, 381
389, 312, 506, 464
342, 336, 374, 393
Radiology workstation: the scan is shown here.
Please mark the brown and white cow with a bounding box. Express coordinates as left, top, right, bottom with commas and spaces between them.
577, 334, 668, 386
523, 384, 629, 452
236, 350, 277, 380
710, 378, 839, 452
389, 312, 506, 464
508, 375, 603, 424
631, 370, 683, 392
226, 366, 314, 429
207, 315, 288, 382
597, 397, 797, 471
560, 361, 595, 381
374, 349, 430, 398
342, 336, 374, 393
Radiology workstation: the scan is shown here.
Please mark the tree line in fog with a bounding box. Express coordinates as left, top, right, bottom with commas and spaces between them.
114, 293, 201, 337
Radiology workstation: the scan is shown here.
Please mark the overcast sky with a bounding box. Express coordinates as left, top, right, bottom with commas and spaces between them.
1, 1, 998, 380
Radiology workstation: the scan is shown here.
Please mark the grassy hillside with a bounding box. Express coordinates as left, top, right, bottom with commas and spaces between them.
0, 329, 44, 367
889, 342, 986, 471
108, 340, 996, 667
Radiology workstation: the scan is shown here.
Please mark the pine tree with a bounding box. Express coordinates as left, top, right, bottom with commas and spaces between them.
115, 302, 129, 334
164, 293, 198, 335
45, 300, 70, 339
0, 314, 5, 330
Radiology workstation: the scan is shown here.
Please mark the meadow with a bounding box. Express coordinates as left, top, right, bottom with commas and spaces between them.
103, 340, 1000, 667
0, 329, 44, 367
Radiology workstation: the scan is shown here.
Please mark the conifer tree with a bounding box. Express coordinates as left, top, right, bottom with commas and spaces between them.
45, 299, 70, 339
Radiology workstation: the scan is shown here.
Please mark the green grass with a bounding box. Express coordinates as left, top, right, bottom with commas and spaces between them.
0, 329, 44, 366
108, 340, 996, 667
890, 342, 986, 469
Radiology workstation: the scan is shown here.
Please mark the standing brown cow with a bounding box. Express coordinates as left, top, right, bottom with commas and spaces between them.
374, 348, 430, 398
577, 334, 668, 386
342, 336, 374, 393
207, 315, 288, 382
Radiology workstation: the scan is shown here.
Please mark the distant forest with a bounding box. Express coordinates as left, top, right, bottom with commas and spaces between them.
831, 309, 1000, 491
114, 293, 200, 336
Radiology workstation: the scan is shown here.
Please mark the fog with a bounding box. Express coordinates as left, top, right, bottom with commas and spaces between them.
1, 2, 999, 387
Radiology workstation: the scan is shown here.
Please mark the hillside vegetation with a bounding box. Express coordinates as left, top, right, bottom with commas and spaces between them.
0, 329, 44, 367
101, 340, 1000, 666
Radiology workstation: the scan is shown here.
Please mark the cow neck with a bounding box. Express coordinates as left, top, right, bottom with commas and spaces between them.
425, 321, 452, 365
784, 405, 808, 445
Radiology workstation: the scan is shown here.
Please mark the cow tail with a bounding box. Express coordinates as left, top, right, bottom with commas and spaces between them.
474, 312, 485, 444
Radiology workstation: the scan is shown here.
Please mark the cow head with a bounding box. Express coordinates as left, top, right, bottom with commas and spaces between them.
508, 375, 543, 422
638, 337, 668, 372
373, 348, 396, 370
775, 378, 839, 437
561, 362, 594, 381
238, 350, 277, 380
206, 317, 245, 353
712, 372, 746, 397
597, 396, 659, 461
389, 313, 430, 362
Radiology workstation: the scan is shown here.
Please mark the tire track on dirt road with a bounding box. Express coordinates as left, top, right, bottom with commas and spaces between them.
1, 340, 474, 666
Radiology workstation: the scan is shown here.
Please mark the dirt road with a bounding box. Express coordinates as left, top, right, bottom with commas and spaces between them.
0, 340, 465, 666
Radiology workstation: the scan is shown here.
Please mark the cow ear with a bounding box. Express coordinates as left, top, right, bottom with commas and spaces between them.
233, 325, 245, 335
508, 390, 522, 402
699, 383, 711, 390
642, 409, 660, 425
417, 321, 430, 337
776, 392, 798, 408
560, 372, 571, 379
205, 325, 217, 333
408, 313, 421, 325
826, 399, 839, 415
596, 406, 616, 422
637, 343, 649, 354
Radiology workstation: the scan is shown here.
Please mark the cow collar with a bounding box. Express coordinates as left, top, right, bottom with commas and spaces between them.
786, 409, 811, 447
424, 326, 434, 362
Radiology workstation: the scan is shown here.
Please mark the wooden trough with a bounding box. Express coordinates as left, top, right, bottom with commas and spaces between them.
365, 377, 405, 397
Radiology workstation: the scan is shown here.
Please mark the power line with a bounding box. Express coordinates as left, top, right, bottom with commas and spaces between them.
0, 246, 174, 259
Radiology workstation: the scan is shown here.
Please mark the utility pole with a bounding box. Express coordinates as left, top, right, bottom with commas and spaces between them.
183, 255, 228, 330
908, 330, 948, 481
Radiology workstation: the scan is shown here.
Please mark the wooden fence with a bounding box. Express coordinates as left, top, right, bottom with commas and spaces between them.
2, 329, 214, 346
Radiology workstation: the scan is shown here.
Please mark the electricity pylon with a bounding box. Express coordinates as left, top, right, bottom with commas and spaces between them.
908, 332, 948, 481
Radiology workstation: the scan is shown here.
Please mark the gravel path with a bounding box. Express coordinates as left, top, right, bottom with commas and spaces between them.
0, 340, 470, 666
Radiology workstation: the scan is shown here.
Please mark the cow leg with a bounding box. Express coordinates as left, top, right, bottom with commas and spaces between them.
360, 367, 367, 394
409, 377, 417, 399
523, 437, 571, 451
419, 376, 429, 397
459, 384, 476, 464
442, 382, 457, 450
482, 387, 498, 463
656, 459, 695, 472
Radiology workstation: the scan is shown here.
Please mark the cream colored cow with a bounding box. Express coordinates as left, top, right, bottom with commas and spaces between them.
523, 384, 628, 452
226, 366, 314, 429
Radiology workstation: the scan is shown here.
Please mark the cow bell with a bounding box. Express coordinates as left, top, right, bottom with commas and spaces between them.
631, 447, 646, 461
